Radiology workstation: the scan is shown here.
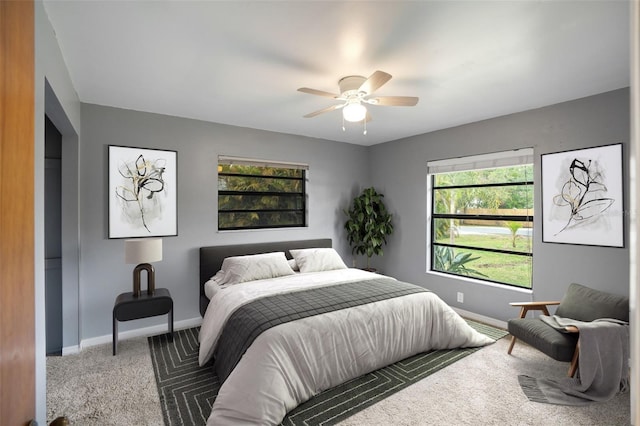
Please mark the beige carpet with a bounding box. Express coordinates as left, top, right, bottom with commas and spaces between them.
47, 338, 163, 425
47, 333, 630, 425
339, 337, 630, 426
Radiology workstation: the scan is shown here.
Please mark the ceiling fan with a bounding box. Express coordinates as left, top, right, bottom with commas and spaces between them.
297, 70, 419, 126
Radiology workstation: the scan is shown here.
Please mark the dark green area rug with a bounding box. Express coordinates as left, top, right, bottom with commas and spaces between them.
149, 320, 507, 426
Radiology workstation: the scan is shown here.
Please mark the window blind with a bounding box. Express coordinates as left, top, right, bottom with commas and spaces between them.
218, 155, 309, 171
427, 148, 534, 174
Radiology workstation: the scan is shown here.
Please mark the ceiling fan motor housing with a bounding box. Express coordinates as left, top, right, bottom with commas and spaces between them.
338, 75, 367, 97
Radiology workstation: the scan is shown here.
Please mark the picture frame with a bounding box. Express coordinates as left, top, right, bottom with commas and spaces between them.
541, 143, 623, 247
108, 145, 178, 239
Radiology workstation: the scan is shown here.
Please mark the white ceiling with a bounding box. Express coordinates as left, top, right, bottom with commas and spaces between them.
42, 1, 630, 146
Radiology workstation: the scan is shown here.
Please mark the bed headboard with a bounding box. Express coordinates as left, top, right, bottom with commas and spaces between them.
199, 238, 332, 316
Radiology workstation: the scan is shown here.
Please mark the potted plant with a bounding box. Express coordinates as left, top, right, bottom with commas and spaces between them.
344, 187, 394, 271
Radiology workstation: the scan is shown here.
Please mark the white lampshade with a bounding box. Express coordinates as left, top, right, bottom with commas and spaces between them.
342, 102, 367, 122
125, 238, 163, 264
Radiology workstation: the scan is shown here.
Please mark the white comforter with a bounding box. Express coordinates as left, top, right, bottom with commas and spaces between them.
199, 269, 494, 425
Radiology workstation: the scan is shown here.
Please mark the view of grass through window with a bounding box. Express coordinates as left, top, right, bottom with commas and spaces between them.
218, 160, 306, 230
430, 163, 533, 289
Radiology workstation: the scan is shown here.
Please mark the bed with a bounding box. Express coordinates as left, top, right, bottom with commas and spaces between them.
198, 239, 494, 425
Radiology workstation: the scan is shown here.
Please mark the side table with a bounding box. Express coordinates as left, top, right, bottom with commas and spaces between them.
113, 287, 174, 355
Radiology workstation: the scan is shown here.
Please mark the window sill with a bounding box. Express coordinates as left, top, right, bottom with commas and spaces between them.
217, 226, 308, 234
425, 270, 533, 294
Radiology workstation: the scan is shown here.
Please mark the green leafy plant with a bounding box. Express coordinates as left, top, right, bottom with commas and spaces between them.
344, 187, 394, 269
433, 246, 487, 278
504, 221, 523, 248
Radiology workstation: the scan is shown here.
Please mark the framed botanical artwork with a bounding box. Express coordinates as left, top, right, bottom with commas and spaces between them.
108, 145, 178, 238
541, 143, 623, 247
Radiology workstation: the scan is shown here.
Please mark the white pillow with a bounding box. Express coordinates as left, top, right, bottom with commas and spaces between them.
217, 252, 294, 285
210, 269, 225, 284
287, 258, 299, 272
204, 277, 222, 299
289, 248, 348, 273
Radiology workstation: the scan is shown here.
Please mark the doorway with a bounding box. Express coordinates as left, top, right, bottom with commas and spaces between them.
45, 115, 62, 355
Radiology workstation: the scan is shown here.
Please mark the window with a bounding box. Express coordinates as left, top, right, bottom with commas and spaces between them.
217, 156, 307, 230
427, 149, 534, 289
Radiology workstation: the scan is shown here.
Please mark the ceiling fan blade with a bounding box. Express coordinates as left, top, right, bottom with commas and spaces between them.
303, 103, 344, 118
297, 87, 340, 99
367, 96, 419, 106
358, 70, 392, 94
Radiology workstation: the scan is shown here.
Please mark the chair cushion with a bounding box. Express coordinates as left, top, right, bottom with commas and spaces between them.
555, 283, 629, 322
508, 318, 578, 362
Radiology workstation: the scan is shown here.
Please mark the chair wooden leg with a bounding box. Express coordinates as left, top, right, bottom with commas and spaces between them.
507, 335, 517, 354
507, 306, 531, 355
568, 342, 580, 377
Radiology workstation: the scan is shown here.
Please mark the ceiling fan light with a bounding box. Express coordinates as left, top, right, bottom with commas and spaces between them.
342, 102, 367, 122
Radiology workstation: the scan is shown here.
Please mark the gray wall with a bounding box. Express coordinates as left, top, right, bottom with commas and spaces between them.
79, 104, 369, 339
370, 88, 630, 322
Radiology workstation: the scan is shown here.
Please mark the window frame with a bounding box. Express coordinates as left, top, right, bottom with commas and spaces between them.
426, 150, 534, 289
217, 156, 308, 231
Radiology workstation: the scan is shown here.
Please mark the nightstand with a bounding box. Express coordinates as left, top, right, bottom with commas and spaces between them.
112, 287, 174, 355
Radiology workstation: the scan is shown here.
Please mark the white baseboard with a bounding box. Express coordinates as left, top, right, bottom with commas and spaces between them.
62, 345, 80, 355
453, 307, 507, 330
77, 316, 203, 352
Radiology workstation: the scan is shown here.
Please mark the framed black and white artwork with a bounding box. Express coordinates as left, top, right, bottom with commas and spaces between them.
541, 143, 623, 247
108, 145, 178, 239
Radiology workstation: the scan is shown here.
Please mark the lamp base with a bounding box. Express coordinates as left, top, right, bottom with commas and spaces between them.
132, 263, 155, 297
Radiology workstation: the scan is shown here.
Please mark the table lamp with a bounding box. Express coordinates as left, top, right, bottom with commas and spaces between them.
125, 238, 162, 297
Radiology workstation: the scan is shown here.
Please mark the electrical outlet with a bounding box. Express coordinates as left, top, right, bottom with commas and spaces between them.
457, 292, 464, 303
